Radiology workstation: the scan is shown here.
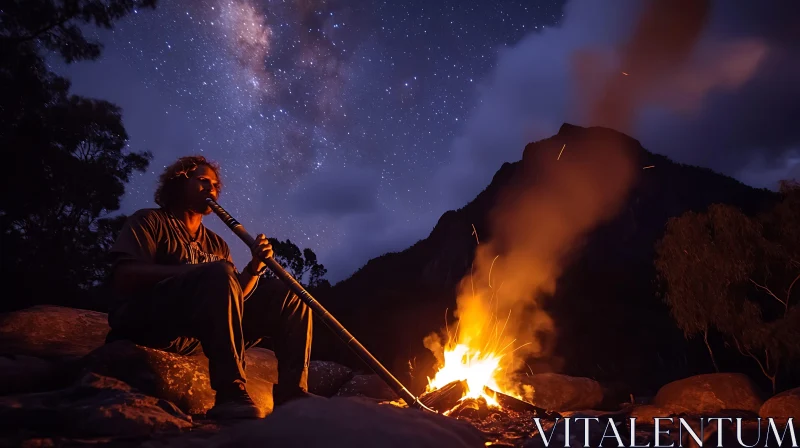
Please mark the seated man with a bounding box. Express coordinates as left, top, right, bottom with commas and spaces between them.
106, 155, 313, 420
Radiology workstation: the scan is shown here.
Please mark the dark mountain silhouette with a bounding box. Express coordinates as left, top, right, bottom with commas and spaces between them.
311, 123, 778, 399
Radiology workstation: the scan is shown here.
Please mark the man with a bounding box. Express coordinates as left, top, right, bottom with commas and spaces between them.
106, 155, 313, 420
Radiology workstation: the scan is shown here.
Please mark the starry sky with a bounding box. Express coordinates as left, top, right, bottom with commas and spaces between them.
57, 0, 800, 282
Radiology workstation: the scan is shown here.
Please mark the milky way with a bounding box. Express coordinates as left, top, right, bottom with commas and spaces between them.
63, 0, 563, 280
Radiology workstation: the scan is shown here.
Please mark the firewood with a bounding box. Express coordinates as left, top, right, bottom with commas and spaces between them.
450, 397, 491, 419
419, 380, 468, 412
483, 386, 561, 418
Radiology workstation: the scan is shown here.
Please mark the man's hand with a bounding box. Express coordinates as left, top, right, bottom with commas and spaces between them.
247, 233, 273, 275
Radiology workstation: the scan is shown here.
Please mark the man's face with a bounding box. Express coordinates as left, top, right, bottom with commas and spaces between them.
184, 165, 220, 214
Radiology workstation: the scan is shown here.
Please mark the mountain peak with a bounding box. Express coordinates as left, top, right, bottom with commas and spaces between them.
318, 125, 775, 395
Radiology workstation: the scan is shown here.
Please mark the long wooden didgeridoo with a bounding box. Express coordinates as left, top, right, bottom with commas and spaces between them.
205, 198, 434, 412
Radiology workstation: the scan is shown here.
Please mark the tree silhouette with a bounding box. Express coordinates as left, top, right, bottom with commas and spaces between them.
656, 205, 760, 371
266, 238, 330, 289
1, 0, 157, 62
0, 0, 156, 311
655, 187, 800, 392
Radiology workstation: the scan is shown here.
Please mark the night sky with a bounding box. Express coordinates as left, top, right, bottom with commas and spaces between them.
56, 0, 800, 282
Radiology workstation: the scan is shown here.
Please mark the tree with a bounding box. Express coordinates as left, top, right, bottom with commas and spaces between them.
759, 180, 800, 315
0, 0, 157, 62
655, 192, 800, 393
0, 1, 156, 311
655, 205, 762, 371
266, 238, 330, 289
744, 181, 800, 390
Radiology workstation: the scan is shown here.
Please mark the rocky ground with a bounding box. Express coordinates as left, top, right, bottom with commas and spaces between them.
1, 305, 797, 447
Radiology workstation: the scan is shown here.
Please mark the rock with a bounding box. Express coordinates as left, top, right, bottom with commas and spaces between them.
0, 355, 68, 395
512, 373, 604, 411
0, 305, 108, 360
629, 404, 689, 425
82, 340, 277, 416
245, 348, 280, 383
335, 374, 399, 401
153, 397, 486, 447
308, 360, 353, 397
760, 387, 800, 420
652, 373, 763, 414
241, 347, 279, 414
0, 372, 192, 441
599, 380, 642, 409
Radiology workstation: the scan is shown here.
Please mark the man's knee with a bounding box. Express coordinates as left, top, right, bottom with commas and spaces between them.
194, 260, 237, 280
193, 261, 242, 296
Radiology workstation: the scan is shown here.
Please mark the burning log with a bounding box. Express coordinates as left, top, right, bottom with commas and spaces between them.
419, 380, 468, 413
449, 397, 490, 419
483, 386, 561, 418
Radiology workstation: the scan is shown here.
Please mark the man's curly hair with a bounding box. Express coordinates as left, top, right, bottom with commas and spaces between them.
154, 155, 223, 209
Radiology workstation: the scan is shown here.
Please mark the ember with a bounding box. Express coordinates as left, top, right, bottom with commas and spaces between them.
418, 379, 562, 447
420, 379, 554, 417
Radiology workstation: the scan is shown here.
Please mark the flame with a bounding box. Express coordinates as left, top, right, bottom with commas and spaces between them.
425, 288, 528, 410
426, 342, 505, 407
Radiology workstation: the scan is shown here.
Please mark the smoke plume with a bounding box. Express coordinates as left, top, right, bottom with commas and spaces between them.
574, 0, 711, 133
427, 0, 715, 389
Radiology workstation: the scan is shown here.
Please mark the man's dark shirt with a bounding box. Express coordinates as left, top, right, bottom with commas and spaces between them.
109, 208, 238, 318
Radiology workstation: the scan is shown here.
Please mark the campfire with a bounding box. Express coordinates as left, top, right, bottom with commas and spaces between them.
426, 342, 505, 407
418, 307, 553, 419
415, 315, 560, 447
419, 337, 552, 416
410, 126, 637, 442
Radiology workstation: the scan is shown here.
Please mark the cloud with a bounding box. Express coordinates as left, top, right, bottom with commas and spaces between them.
290, 165, 381, 218
282, 0, 800, 283
288, 164, 438, 281
434, 0, 800, 209
733, 150, 800, 190
324, 0, 800, 282
323, 210, 433, 281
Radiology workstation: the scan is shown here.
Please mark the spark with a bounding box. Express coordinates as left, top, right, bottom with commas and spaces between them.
557, 143, 566, 160
488, 255, 500, 288
445, 308, 451, 343
471, 223, 480, 245
643, 165, 655, 169
622, 72, 629, 76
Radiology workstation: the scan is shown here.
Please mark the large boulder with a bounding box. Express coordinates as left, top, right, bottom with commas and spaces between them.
308, 360, 353, 397
0, 305, 283, 415
652, 373, 764, 414
82, 340, 278, 416
0, 305, 108, 360
511, 373, 604, 411
336, 374, 399, 401
0, 372, 192, 442
759, 387, 800, 420
0, 355, 64, 395
629, 404, 687, 425
156, 397, 486, 447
